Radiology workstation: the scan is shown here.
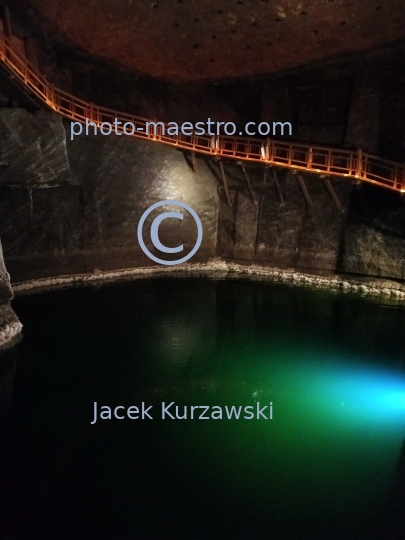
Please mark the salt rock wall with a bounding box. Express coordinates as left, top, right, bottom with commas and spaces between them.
216, 164, 405, 280
0, 109, 218, 282
0, 239, 21, 349
217, 165, 352, 271
0, 109, 405, 283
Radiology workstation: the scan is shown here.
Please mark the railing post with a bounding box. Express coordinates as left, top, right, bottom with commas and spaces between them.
52, 87, 57, 112
267, 137, 274, 163
46, 80, 50, 104
307, 147, 313, 169
402, 163, 405, 192
0, 31, 4, 61
46, 81, 53, 106
89, 101, 94, 122
356, 149, 363, 178
326, 149, 331, 173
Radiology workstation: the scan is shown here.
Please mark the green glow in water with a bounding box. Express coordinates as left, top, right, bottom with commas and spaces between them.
6, 280, 405, 539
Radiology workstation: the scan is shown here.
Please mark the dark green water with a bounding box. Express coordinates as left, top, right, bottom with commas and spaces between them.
1, 279, 405, 540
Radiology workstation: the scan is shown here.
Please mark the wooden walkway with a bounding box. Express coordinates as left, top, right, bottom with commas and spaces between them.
0, 30, 404, 194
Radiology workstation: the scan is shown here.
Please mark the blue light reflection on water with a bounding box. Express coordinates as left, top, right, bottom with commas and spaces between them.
273, 353, 405, 424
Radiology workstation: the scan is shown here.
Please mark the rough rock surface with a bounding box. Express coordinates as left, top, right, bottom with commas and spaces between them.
0, 240, 22, 350
0, 109, 405, 285
339, 186, 405, 279
17, 0, 405, 81
0, 240, 11, 304
0, 109, 72, 187
0, 110, 218, 280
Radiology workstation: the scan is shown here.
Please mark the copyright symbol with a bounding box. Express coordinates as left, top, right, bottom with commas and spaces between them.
137, 200, 203, 266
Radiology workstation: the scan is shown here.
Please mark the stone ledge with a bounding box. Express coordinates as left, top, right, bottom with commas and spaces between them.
12, 258, 405, 303
0, 304, 22, 350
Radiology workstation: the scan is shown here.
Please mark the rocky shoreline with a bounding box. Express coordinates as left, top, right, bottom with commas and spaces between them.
0, 240, 23, 350
12, 259, 405, 302
0, 304, 23, 349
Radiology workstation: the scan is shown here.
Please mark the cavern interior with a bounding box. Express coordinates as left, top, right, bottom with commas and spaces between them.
1, 1, 405, 539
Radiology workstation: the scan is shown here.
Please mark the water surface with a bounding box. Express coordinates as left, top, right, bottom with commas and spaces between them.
1, 279, 405, 539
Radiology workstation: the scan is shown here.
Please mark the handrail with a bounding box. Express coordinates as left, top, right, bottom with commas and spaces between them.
0, 30, 404, 193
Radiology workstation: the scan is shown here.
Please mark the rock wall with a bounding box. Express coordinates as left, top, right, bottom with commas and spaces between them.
0, 239, 21, 349
0, 109, 218, 282
216, 165, 405, 280
0, 108, 405, 285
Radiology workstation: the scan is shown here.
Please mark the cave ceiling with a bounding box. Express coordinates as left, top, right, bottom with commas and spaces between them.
18, 0, 405, 81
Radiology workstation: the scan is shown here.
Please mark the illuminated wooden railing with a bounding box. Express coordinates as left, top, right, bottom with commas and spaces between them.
0, 30, 404, 193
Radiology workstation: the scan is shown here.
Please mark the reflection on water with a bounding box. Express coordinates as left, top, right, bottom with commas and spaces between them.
1, 279, 405, 539
0, 350, 16, 417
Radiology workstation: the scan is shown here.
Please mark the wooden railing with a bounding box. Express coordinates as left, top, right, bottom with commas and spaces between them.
0, 30, 404, 193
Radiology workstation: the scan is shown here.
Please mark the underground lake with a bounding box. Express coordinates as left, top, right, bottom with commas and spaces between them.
1, 278, 405, 540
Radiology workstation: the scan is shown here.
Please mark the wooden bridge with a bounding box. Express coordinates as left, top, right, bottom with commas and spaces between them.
0, 29, 404, 196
